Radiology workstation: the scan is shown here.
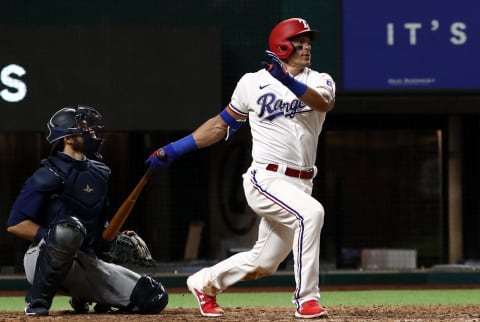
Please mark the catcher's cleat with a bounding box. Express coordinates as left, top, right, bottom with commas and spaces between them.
24, 303, 49, 316
295, 300, 328, 319
93, 303, 112, 313
187, 276, 224, 317
69, 297, 90, 314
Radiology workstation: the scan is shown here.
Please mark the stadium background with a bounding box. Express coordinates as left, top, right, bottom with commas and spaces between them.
1, 0, 480, 276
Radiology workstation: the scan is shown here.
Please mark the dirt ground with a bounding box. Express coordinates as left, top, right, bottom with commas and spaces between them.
1, 306, 479, 322
2, 286, 479, 321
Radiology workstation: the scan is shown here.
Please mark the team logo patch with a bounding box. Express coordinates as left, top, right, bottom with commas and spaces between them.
257, 93, 308, 121
82, 184, 94, 193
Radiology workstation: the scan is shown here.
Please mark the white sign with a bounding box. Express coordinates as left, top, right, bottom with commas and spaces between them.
0, 64, 27, 103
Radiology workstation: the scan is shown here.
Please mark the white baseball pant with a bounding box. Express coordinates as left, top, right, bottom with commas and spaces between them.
189, 162, 325, 308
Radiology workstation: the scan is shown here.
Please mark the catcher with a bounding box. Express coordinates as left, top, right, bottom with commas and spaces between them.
6, 105, 168, 316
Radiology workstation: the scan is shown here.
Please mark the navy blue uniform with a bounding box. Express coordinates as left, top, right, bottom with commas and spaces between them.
8, 152, 109, 248
8, 152, 167, 314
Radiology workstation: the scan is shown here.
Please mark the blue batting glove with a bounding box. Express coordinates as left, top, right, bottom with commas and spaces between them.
261, 50, 307, 98
261, 50, 291, 84
145, 144, 178, 170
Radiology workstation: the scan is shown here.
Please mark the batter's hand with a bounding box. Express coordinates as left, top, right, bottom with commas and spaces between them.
261, 50, 290, 84
261, 49, 308, 98
145, 145, 176, 170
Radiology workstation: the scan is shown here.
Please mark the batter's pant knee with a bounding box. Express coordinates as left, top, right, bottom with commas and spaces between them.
303, 205, 325, 230
247, 266, 276, 280
28, 217, 86, 308
128, 275, 168, 314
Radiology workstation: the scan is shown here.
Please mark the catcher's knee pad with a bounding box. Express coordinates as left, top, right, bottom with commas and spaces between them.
128, 275, 168, 314
47, 216, 86, 255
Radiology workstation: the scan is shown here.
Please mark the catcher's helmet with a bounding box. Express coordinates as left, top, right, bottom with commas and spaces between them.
46, 105, 104, 158
269, 18, 320, 59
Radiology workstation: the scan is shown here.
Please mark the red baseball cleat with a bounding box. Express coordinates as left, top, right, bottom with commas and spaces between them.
187, 277, 224, 317
295, 300, 328, 319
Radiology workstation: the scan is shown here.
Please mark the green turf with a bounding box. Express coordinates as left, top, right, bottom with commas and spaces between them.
2, 290, 480, 311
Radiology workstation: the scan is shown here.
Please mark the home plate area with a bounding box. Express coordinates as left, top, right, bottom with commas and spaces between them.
1, 306, 479, 321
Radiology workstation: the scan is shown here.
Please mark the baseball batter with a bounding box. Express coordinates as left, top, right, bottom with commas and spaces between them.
146, 18, 335, 319
7, 106, 168, 316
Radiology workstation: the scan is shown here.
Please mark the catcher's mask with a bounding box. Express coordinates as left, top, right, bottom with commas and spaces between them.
269, 18, 320, 59
46, 105, 105, 159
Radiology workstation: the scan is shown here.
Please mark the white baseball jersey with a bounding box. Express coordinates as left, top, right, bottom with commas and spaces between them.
229, 68, 335, 168
187, 67, 335, 309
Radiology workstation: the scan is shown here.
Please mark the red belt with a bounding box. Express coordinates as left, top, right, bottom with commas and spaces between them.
266, 164, 314, 179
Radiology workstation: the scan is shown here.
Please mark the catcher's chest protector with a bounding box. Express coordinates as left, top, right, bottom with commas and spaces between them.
43, 154, 110, 247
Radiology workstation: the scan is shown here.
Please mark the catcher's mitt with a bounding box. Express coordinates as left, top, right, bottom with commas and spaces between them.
104, 232, 156, 267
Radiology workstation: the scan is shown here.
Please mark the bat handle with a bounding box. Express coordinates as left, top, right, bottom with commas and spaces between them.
145, 166, 153, 179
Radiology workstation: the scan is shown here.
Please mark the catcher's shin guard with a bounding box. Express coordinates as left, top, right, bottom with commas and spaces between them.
28, 217, 85, 309
127, 275, 168, 314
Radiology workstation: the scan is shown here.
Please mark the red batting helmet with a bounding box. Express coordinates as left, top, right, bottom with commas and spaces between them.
269, 18, 320, 59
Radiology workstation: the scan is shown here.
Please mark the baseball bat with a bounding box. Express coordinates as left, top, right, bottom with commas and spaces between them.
102, 149, 166, 241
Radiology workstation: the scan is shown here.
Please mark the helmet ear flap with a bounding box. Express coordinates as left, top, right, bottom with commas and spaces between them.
277, 43, 294, 59
49, 137, 65, 154
269, 40, 294, 59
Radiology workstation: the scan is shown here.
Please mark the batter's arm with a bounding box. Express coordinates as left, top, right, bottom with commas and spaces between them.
192, 106, 247, 147
146, 106, 247, 169
299, 87, 334, 113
